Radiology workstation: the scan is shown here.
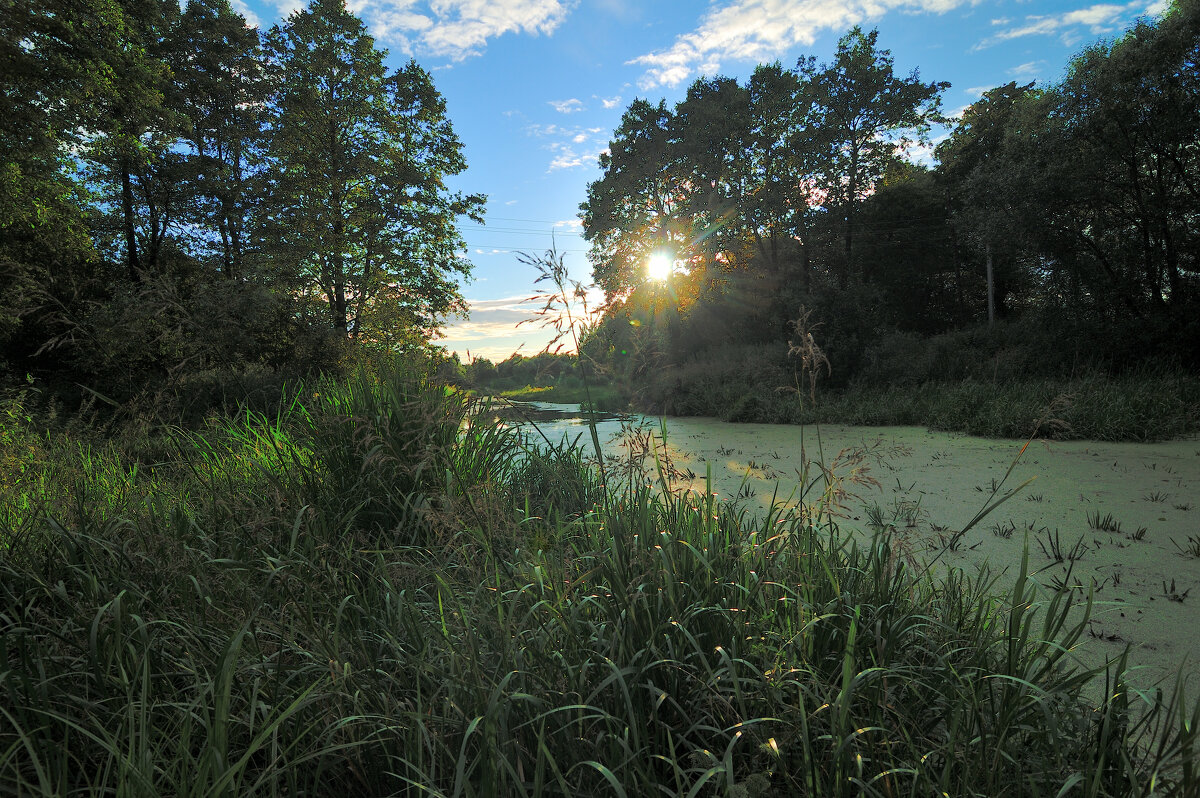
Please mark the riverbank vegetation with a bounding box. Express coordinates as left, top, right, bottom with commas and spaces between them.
5, 0, 1200, 793
2, 0, 482, 422
3, 364, 1199, 795
570, 1, 1199, 440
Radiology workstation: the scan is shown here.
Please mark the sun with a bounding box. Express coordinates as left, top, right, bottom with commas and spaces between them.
647, 252, 672, 281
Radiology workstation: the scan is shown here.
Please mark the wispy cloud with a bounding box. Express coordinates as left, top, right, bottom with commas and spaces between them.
439, 296, 543, 361
342, 0, 572, 60
976, 0, 1152, 49
598, 95, 623, 109
440, 289, 601, 361
451, 296, 538, 334
547, 144, 606, 171
269, 0, 306, 18
549, 98, 585, 113
1007, 60, 1045, 78
527, 123, 607, 172
628, 0, 965, 90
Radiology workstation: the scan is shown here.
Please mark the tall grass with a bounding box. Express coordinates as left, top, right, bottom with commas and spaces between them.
1, 365, 1197, 795
642, 346, 1198, 441
638, 337, 1199, 442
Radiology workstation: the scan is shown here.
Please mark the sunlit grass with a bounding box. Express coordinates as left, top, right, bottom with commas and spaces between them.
1, 366, 1197, 795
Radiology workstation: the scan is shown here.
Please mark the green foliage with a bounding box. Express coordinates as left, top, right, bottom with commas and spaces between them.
1, 0, 482, 418
2, 369, 1198, 795
263, 0, 484, 340
170, 0, 270, 279
813, 26, 949, 277
582, 5, 1199, 417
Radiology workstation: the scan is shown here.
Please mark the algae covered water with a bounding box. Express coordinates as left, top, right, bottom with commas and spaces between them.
515, 402, 1200, 686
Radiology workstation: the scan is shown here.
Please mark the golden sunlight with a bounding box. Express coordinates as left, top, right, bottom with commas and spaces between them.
647, 252, 672, 281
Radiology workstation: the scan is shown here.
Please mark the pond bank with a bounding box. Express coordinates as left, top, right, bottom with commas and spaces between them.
517, 403, 1200, 689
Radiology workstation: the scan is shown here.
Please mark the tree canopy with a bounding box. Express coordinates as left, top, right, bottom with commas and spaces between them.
0, 0, 484, 413
581, 7, 1199, 403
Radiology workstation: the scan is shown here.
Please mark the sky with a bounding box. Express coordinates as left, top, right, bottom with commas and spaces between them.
236, 0, 1168, 362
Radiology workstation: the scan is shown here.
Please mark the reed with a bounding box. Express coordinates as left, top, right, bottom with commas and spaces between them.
1, 365, 1197, 796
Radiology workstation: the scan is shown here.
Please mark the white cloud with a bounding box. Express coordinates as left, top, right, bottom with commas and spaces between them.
548, 146, 605, 171
269, 0, 306, 18
598, 95, 623, 109
526, 123, 607, 171
527, 122, 565, 136
230, 0, 262, 28
978, 0, 1148, 48
1007, 60, 1045, 77
345, 0, 573, 61
449, 296, 540, 338
549, 98, 585, 113
553, 218, 583, 230
628, 0, 966, 90
440, 288, 603, 361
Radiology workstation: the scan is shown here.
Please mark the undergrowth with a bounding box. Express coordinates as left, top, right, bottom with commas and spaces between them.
1, 366, 1197, 796
642, 349, 1198, 442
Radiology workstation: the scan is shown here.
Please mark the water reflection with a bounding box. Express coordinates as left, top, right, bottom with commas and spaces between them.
474, 400, 630, 427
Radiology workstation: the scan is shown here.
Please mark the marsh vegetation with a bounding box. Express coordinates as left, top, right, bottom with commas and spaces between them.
4, 0, 1200, 794
3, 366, 1199, 796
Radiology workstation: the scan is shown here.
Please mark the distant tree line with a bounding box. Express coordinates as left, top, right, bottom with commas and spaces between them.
1, 0, 483, 415
580, 4, 1199, 402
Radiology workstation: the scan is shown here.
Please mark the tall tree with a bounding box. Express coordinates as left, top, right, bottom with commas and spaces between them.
813, 27, 947, 283
84, 0, 184, 280
171, 0, 267, 279
0, 0, 122, 364
264, 0, 483, 341
1048, 0, 1199, 312
582, 99, 686, 300
673, 76, 753, 272
743, 61, 822, 288
936, 81, 1039, 322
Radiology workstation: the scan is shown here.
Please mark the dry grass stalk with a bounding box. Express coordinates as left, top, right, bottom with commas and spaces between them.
605, 416, 693, 493
785, 306, 831, 407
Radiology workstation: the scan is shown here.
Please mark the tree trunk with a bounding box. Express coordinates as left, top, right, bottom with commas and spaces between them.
844, 144, 858, 286
121, 160, 140, 282
986, 244, 995, 326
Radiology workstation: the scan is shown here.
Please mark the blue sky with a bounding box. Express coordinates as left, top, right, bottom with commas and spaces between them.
236, 0, 1166, 361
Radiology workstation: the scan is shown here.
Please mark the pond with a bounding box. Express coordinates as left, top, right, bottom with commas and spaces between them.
499, 400, 1200, 689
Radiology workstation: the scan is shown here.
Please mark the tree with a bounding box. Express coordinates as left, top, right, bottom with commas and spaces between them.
263, 0, 483, 341
0, 0, 123, 365
813, 27, 948, 283
170, 0, 268, 279
936, 81, 1039, 322
581, 99, 686, 301
583, 66, 825, 303
1047, 0, 1199, 312
82, 0, 185, 280
743, 61, 823, 289
940, 0, 1200, 324
857, 163, 959, 331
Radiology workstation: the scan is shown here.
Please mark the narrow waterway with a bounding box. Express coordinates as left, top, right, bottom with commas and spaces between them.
495, 401, 1200, 688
